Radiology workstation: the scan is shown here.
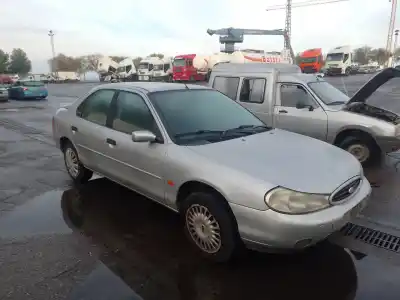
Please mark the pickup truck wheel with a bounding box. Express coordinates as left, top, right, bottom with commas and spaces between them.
180, 192, 240, 262
338, 136, 380, 166
63, 142, 93, 184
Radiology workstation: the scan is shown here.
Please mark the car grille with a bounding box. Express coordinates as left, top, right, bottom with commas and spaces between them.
331, 178, 361, 203
174, 67, 182, 73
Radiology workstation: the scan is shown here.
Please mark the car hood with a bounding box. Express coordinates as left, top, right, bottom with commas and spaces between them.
187, 129, 361, 194
347, 67, 400, 104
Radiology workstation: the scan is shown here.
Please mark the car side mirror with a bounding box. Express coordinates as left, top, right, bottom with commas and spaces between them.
132, 130, 157, 143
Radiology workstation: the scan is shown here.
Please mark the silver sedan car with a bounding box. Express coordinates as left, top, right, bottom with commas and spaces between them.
52, 82, 371, 262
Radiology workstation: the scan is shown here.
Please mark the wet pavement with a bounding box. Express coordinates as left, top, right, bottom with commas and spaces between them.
1, 76, 400, 299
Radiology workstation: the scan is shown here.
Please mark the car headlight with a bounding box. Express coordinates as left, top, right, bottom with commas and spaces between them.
264, 187, 330, 214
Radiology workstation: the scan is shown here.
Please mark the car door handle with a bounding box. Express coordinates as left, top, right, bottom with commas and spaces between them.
106, 138, 117, 146
71, 126, 78, 132
278, 109, 288, 113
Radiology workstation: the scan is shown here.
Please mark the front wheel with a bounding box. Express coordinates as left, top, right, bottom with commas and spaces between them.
63, 142, 93, 184
345, 68, 350, 76
338, 136, 381, 166
180, 192, 241, 262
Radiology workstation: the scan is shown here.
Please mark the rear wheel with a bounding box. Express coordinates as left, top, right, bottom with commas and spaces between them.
180, 192, 241, 262
190, 75, 195, 83
63, 141, 93, 184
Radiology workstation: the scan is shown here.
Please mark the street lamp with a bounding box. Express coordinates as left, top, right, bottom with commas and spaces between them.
48, 30, 58, 77
393, 29, 399, 66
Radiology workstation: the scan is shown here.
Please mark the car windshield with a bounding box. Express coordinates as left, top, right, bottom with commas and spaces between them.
326, 53, 343, 62
117, 66, 125, 72
149, 89, 269, 145
301, 57, 317, 63
173, 59, 186, 67
153, 64, 163, 71
22, 81, 44, 87
308, 81, 349, 105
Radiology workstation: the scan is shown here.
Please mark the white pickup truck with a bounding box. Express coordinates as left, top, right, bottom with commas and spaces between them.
208, 63, 400, 165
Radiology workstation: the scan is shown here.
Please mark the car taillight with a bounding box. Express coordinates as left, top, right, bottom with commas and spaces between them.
22, 87, 28, 91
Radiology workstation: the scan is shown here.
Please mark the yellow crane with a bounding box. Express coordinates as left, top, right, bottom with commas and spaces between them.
266, 0, 349, 50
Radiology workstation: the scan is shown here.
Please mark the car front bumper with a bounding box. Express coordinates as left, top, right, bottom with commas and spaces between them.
230, 177, 371, 251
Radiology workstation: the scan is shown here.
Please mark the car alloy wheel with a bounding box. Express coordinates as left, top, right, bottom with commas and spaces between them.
65, 147, 80, 178
185, 204, 222, 254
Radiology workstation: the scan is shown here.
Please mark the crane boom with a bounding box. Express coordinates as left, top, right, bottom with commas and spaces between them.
266, 0, 348, 11
207, 27, 295, 62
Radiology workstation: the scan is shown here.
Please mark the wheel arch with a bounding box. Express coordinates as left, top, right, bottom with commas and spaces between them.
176, 180, 239, 229
333, 127, 380, 151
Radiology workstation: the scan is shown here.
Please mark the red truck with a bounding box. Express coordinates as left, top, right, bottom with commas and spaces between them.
172, 54, 206, 82
0, 74, 13, 84
299, 48, 323, 73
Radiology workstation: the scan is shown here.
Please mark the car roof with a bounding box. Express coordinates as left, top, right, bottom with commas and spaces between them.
98, 82, 210, 93
212, 63, 301, 74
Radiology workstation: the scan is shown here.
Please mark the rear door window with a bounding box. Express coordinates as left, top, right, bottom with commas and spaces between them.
239, 78, 266, 103
77, 89, 115, 126
212, 76, 240, 100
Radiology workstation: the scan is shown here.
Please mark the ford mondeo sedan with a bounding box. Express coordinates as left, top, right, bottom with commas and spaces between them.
52, 82, 371, 262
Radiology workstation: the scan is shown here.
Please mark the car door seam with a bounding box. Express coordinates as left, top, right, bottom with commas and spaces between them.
78, 144, 162, 180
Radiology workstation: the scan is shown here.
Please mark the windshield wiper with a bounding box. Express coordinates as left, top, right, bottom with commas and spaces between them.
174, 130, 224, 138
222, 124, 271, 135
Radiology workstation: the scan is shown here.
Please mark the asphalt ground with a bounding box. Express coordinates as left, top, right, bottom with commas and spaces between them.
0, 75, 400, 299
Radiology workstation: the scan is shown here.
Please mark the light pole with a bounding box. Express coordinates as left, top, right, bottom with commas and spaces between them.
393, 29, 399, 66
48, 30, 58, 77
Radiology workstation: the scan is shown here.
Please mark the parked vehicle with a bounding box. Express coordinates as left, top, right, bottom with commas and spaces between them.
299, 48, 323, 73
138, 57, 162, 81
53, 82, 370, 262
0, 74, 13, 84
173, 54, 207, 82
152, 57, 173, 82
0, 84, 9, 102
8, 80, 48, 100
325, 46, 353, 76
116, 57, 138, 82
209, 63, 400, 165
98, 56, 118, 82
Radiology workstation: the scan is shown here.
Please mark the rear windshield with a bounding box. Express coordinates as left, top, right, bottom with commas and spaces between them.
22, 81, 44, 87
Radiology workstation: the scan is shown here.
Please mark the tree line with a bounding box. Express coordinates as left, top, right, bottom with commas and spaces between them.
0, 48, 32, 74
48, 53, 165, 73
295, 47, 400, 65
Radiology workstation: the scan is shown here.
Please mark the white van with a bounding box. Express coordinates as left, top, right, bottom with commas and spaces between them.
325, 46, 353, 76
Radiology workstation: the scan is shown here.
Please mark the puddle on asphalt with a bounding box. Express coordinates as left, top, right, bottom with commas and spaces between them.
68, 262, 143, 300
1, 179, 400, 299
0, 190, 72, 239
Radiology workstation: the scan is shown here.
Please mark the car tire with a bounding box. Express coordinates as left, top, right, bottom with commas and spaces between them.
63, 142, 93, 184
190, 76, 195, 83
338, 135, 381, 166
345, 68, 350, 76
180, 191, 241, 262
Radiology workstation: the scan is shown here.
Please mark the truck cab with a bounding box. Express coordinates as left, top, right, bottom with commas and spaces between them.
173, 54, 206, 82
299, 48, 323, 73
325, 46, 352, 76
116, 57, 137, 82
152, 58, 173, 82
208, 63, 400, 165
138, 57, 161, 81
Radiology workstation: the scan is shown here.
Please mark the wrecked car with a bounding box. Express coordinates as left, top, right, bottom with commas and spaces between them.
209, 64, 400, 165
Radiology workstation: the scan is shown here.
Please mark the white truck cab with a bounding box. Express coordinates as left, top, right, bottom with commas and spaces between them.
325, 46, 353, 76
116, 57, 137, 81
152, 57, 173, 81
137, 56, 162, 81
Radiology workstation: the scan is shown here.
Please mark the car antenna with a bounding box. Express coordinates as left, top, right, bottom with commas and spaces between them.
183, 83, 189, 89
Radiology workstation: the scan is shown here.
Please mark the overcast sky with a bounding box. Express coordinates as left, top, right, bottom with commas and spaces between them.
0, 0, 397, 73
